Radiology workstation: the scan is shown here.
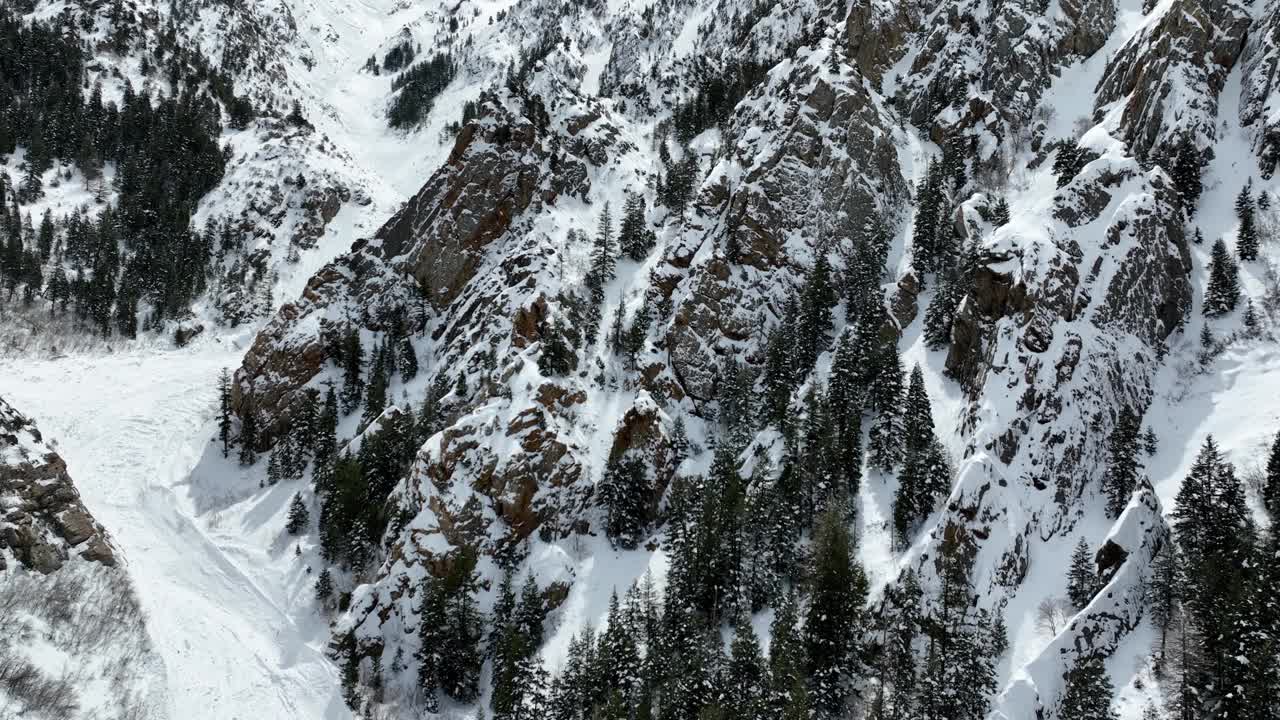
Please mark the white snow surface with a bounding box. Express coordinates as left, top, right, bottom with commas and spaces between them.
0, 339, 351, 720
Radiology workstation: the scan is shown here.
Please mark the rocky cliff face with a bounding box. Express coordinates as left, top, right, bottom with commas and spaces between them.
939, 143, 1192, 717
897, 0, 1116, 133
227, 0, 1274, 715
0, 397, 116, 574
1095, 0, 1250, 161
659, 45, 908, 401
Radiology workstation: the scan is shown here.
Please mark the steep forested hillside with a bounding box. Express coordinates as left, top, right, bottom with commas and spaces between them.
1, 0, 1279, 719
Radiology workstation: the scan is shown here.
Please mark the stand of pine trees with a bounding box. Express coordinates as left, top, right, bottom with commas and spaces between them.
892, 365, 950, 545
1147, 435, 1280, 720
387, 52, 456, 128
0, 8, 253, 332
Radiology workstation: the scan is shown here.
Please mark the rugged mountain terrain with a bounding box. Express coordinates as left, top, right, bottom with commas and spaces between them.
0, 396, 115, 572
222, 0, 1280, 717
3, 0, 1280, 718
0, 395, 165, 720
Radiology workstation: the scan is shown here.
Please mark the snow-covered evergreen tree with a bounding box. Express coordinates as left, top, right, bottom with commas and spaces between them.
1236, 184, 1260, 261
1059, 655, 1119, 720
1171, 135, 1203, 213
1205, 239, 1240, 315
285, 493, 310, 534
1103, 405, 1143, 517
1066, 537, 1097, 608
218, 368, 233, 457
868, 347, 905, 471
804, 506, 867, 719
1265, 431, 1280, 518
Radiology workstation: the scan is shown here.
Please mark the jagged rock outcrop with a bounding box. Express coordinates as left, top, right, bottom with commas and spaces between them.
1094, 0, 1250, 160
233, 90, 593, 442
897, 0, 1117, 141
659, 47, 908, 401
1241, 2, 1280, 175
844, 0, 920, 86
0, 397, 115, 573
933, 143, 1190, 717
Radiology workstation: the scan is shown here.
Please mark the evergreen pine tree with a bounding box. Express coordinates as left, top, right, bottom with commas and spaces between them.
1146, 540, 1179, 652
508, 654, 551, 720
1067, 537, 1098, 608
1102, 406, 1143, 517
36, 210, 53, 260
868, 347, 905, 471
286, 493, 310, 534
875, 569, 922, 719
991, 196, 1010, 227
827, 330, 864, 503
218, 368, 233, 457
798, 386, 837, 519
397, 332, 418, 380
1266, 431, 1280, 519
587, 203, 617, 296
416, 575, 448, 713
893, 365, 950, 542
619, 192, 655, 261
315, 567, 333, 604
341, 328, 364, 413
624, 301, 652, 365
362, 342, 389, 423
725, 619, 769, 720
805, 506, 868, 718
902, 365, 934, 456
912, 161, 945, 273
1172, 136, 1203, 213
1059, 655, 1119, 720
894, 439, 951, 544
238, 397, 258, 466
942, 133, 968, 191
1053, 142, 1083, 188
601, 456, 650, 549
596, 591, 641, 703
442, 565, 483, 702
797, 252, 838, 372
267, 447, 283, 484
313, 386, 339, 488
923, 265, 964, 349
1244, 299, 1261, 336
1236, 184, 1260, 262
768, 593, 807, 718
761, 321, 797, 428
1171, 436, 1259, 715
608, 303, 626, 354
538, 323, 574, 376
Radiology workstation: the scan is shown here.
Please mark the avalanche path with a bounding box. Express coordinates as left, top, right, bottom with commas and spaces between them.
0, 340, 349, 720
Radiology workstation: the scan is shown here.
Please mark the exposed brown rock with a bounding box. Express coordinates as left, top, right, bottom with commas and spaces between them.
0, 397, 116, 573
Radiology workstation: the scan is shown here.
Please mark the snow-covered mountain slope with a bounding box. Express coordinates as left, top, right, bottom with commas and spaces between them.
224, 0, 1279, 715
0, 394, 166, 720
5, 0, 1280, 718
0, 343, 349, 719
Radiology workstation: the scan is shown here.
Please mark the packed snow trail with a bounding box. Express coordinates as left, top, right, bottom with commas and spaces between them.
0, 340, 349, 720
